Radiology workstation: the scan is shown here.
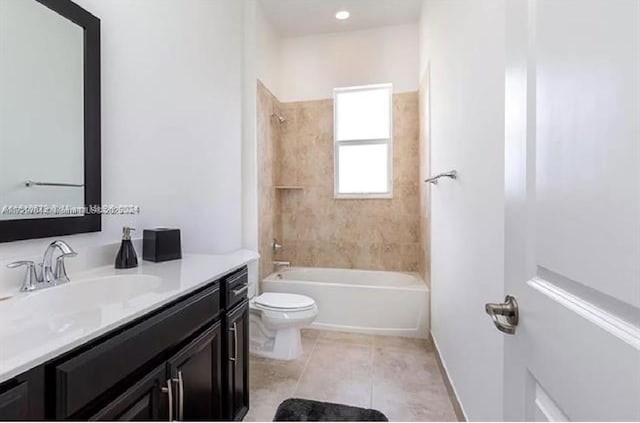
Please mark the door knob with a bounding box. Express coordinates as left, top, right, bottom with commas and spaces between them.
485, 295, 519, 335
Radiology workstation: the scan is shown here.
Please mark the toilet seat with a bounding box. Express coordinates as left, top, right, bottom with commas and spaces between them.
253, 293, 315, 312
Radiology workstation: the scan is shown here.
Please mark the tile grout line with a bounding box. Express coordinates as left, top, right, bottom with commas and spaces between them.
291, 334, 319, 396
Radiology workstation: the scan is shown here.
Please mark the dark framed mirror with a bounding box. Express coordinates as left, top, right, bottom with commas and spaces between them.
0, 0, 101, 242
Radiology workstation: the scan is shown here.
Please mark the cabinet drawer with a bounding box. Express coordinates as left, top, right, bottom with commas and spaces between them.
55, 283, 220, 419
223, 267, 248, 310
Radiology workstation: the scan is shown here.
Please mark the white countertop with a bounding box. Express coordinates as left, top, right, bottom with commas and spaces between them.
0, 249, 259, 384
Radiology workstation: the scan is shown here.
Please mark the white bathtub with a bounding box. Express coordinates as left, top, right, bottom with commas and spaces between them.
262, 267, 429, 338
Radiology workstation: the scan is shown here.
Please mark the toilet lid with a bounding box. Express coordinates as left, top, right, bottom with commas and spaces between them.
254, 293, 315, 310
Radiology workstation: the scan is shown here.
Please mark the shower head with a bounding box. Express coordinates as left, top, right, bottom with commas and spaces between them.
271, 113, 286, 124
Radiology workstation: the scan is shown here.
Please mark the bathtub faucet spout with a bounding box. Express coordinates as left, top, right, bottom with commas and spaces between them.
273, 261, 291, 271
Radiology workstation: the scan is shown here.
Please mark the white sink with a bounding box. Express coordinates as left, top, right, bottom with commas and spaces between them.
0, 274, 163, 327
58, 274, 163, 305
0, 274, 164, 358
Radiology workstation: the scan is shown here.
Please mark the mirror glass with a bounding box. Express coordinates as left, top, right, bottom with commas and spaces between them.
0, 0, 85, 220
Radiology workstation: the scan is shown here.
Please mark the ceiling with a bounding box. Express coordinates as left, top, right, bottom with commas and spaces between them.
258, 0, 423, 37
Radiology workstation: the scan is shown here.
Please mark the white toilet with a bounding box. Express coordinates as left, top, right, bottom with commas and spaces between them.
248, 278, 318, 360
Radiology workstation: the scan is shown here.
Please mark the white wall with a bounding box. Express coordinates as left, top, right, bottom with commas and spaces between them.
420, 0, 506, 420
418, 1, 429, 79
279, 23, 419, 102
241, 0, 282, 253
255, 2, 282, 97
242, 0, 258, 252
0, 0, 245, 291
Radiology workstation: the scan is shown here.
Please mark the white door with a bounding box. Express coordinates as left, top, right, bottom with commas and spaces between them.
501, 0, 640, 420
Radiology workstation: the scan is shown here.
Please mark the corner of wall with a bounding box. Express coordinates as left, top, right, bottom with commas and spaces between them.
418, 0, 430, 82
242, 0, 259, 252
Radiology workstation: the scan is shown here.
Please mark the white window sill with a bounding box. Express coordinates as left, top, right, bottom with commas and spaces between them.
334, 193, 393, 200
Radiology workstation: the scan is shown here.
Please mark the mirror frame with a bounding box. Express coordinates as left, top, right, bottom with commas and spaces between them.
0, 0, 101, 243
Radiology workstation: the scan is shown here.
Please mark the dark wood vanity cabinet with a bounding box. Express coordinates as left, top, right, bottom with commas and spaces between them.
89, 322, 223, 422
224, 301, 250, 421
0, 266, 249, 422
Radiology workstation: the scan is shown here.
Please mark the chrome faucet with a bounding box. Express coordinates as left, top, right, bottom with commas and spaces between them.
7, 240, 78, 292
272, 261, 291, 272
42, 240, 77, 284
272, 239, 282, 253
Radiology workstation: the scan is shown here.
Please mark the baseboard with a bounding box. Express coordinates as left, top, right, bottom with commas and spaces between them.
430, 334, 467, 422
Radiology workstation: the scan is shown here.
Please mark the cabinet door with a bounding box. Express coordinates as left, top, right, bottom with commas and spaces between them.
89, 365, 169, 421
167, 322, 223, 421
0, 382, 28, 421
224, 300, 249, 421
0, 367, 45, 421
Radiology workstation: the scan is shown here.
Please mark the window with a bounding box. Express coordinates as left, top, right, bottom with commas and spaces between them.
334, 84, 392, 198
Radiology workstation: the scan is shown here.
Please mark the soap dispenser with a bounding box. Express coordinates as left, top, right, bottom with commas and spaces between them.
115, 227, 138, 269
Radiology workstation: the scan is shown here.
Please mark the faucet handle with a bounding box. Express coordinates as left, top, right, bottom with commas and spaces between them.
7, 260, 34, 269
272, 239, 282, 252
7, 261, 39, 292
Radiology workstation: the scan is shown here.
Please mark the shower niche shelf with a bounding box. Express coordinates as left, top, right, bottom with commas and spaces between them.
275, 186, 304, 190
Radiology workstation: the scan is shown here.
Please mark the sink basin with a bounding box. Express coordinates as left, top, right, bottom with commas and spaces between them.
0, 274, 164, 361
69, 274, 164, 303
0, 274, 163, 325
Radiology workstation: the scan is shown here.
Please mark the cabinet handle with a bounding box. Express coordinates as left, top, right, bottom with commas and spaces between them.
229, 322, 238, 362
177, 371, 185, 421
234, 322, 238, 363
161, 379, 173, 421
232, 285, 248, 296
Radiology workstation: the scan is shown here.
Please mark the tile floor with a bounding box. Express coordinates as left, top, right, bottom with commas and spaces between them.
244, 329, 458, 422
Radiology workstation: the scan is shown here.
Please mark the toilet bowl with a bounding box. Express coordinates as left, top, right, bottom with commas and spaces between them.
249, 292, 318, 360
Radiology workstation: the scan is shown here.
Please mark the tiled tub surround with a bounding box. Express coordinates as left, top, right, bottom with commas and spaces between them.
257, 81, 282, 279
278, 92, 420, 271
245, 329, 457, 422
256, 85, 421, 274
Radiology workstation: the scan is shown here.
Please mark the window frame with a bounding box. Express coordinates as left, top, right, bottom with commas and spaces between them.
333, 83, 394, 199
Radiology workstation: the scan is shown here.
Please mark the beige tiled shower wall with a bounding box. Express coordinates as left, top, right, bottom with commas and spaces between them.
257, 81, 281, 280
272, 92, 422, 272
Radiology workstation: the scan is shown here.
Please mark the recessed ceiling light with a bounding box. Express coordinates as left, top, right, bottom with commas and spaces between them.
335, 10, 350, 20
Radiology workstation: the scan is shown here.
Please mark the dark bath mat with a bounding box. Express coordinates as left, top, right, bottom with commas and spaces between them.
273, 398, 388, 422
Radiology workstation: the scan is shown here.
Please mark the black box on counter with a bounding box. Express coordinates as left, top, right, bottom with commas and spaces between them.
143, 228, 182, 262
